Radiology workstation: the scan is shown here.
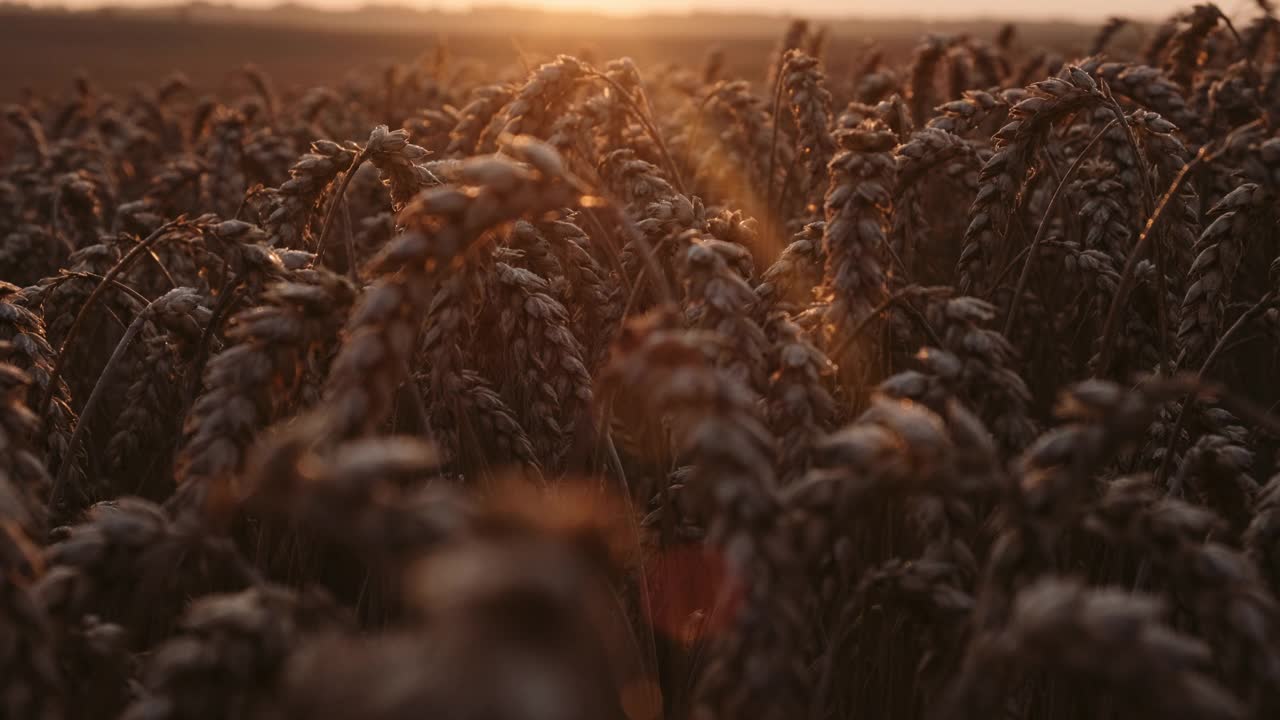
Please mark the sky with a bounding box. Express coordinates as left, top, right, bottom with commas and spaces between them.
17, 0, 1251, 21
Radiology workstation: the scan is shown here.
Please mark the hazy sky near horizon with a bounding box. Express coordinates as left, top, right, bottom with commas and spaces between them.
25, 0, 1252, 21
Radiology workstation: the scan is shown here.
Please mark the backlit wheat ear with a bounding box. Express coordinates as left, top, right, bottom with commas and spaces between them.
1090, 17, 1131, 56
36, 220, 195, 423
104, 288, 211, 497
53, 288, 208, 509
0, 515, 64, 719
1245, 473, 1280, 590
1088, 469, 1280, 710
318, 144, 577, 441
478, 56, 587, 153
680, 235, 770, 394
926, 89, 1023, 138
694, 81, 789, 203
779, 50, 835, 211
1145, 16, 1181, 65
1166, 4, 1223, 88
3, 104, 50, 167
0, 223, 62, 288
241, 64, 279, 124
1179, 183, 1263, 362
247, 432, 458, 563
447, 84, 514, 156
910, 296, 1037, 451
0, 284, 78, 499
766, 19, 810, 95
906, 36, 947, 126
600, 314, 800, 720
54, 172, 103, 249
263, 140, 359, 249
598, 148, 677, 206
138, 154, 207, 220
892, 126, 978, 277
175, 271, 355, 509
482, 261, 592, 468
426, 369, 540, 473
943, 578, 1244, 720
120, 584, 342, 720
820, 120, 896, 380
34, 495, 251, 656
0, 359, 52, 535
1077, 58, 1202, 138
365, 124, 436, 212
198, 107, 248, 218
535, 217, 620, 368
756, 221, 826, 317
958, 68, 1106, 295
764, 313, 835, 484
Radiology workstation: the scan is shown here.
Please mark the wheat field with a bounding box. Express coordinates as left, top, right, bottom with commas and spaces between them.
1, 3, 1280, 719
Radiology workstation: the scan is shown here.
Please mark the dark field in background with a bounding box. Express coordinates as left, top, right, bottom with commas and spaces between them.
0, 4, 1114, 100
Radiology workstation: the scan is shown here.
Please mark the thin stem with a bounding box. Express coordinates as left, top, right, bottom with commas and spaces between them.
1151, 232, 1172, 371
313, 150, 368, 268
586, 68, 685, 195
53, 289, 193, 508
775, 155, 800, 223
1156, 291, 1275, 492
1100, 90, 1155, 219
1094, 147, 1205, 377
766, 55, 788, 226
181, 275, 243, 420
1094, 118, 1264, 376
562, 169, 676, 308
1151, 375, 1280, 440
341, 196, 359, 284
617, 235, 672, 323
601, 428, 628, 494
1004, 118, 1116, 338
980, 184, 1036, 301
580, 207, 634, 297
57, 271, 152, 308
48, 193, 76, 254
38, 219, 183, 433
398, 358, 432, 444
986, 243, 1034, 296
687, 90, 716, 172
1101, 84, 1169, 368
812, 614, 863, 720
589, 396, 659, 716
1211, 3, 1266, 101
832, 285, 949, 360
116, 231, 179, 290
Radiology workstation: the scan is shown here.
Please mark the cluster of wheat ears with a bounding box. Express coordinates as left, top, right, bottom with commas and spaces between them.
1, 2, 1280, 718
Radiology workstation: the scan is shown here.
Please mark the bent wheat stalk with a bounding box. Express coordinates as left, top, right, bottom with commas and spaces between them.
53, 288, 201, 506
37, 220, 185, 434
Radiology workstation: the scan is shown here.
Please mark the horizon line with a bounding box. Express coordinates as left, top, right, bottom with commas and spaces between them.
0, 0, 1177, 23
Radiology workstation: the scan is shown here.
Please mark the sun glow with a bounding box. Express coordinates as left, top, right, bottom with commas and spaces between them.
24, 0, 1208, 21
460, 0, 694, 14
440, 0, 1204, 20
